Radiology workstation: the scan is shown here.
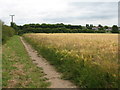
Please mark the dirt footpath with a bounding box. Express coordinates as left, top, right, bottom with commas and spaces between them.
20, 37, 77, 88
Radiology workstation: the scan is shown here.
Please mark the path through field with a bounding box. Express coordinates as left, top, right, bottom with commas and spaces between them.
20, 37, 77, 88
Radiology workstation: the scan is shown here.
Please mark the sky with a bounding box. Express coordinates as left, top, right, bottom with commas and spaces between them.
0, 0, 119, 26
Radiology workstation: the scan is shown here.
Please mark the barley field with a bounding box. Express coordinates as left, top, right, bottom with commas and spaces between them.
23, 33, 119, 88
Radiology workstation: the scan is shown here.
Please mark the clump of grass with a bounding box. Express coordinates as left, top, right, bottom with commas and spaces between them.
23, 33, 119, 88
2, 36, 50, 88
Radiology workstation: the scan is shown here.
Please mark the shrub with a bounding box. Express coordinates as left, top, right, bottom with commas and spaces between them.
2, 25, 15, 44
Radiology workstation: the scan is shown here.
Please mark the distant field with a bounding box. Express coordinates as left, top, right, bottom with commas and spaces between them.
23, 33, 119, 88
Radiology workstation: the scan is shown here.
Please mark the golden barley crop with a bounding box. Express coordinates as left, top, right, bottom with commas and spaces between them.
23, 33, 119, 88
24, 33, 118, 71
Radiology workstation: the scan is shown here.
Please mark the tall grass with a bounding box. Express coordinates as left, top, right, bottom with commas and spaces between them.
23, 33, 119, 88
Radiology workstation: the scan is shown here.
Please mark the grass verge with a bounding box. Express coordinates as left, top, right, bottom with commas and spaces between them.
2, 36, 50, 88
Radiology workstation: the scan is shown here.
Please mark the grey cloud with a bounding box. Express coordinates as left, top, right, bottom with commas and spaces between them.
69, 2, 118, 18
0, 0, 118, 26
43, 2, 117, 25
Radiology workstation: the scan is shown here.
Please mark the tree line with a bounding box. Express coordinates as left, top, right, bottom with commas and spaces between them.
10, 23, 119, 35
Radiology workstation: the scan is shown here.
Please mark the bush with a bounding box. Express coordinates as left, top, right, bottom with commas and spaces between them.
2, 25, 15, 44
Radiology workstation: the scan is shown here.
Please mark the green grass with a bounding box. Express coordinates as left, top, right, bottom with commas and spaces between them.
2, 36, 50, 88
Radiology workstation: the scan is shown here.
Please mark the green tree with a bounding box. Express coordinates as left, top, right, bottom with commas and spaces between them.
104, 26, 109, 29
11, 22, 20, 34
98, 24, 103, 30
89, 24, 93, 29
111, 25, 119, 33
86, 24, 89, 29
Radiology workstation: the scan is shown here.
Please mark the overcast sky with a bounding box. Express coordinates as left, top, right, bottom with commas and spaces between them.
0, 0, 119, 26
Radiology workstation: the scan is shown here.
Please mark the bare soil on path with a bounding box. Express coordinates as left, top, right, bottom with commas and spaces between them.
20, 37, 77, 88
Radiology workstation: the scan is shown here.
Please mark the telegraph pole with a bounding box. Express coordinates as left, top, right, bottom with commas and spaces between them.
10, 15, 15, 23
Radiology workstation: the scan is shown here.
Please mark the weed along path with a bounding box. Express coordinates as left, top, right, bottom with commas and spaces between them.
20, 37, 77, 88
